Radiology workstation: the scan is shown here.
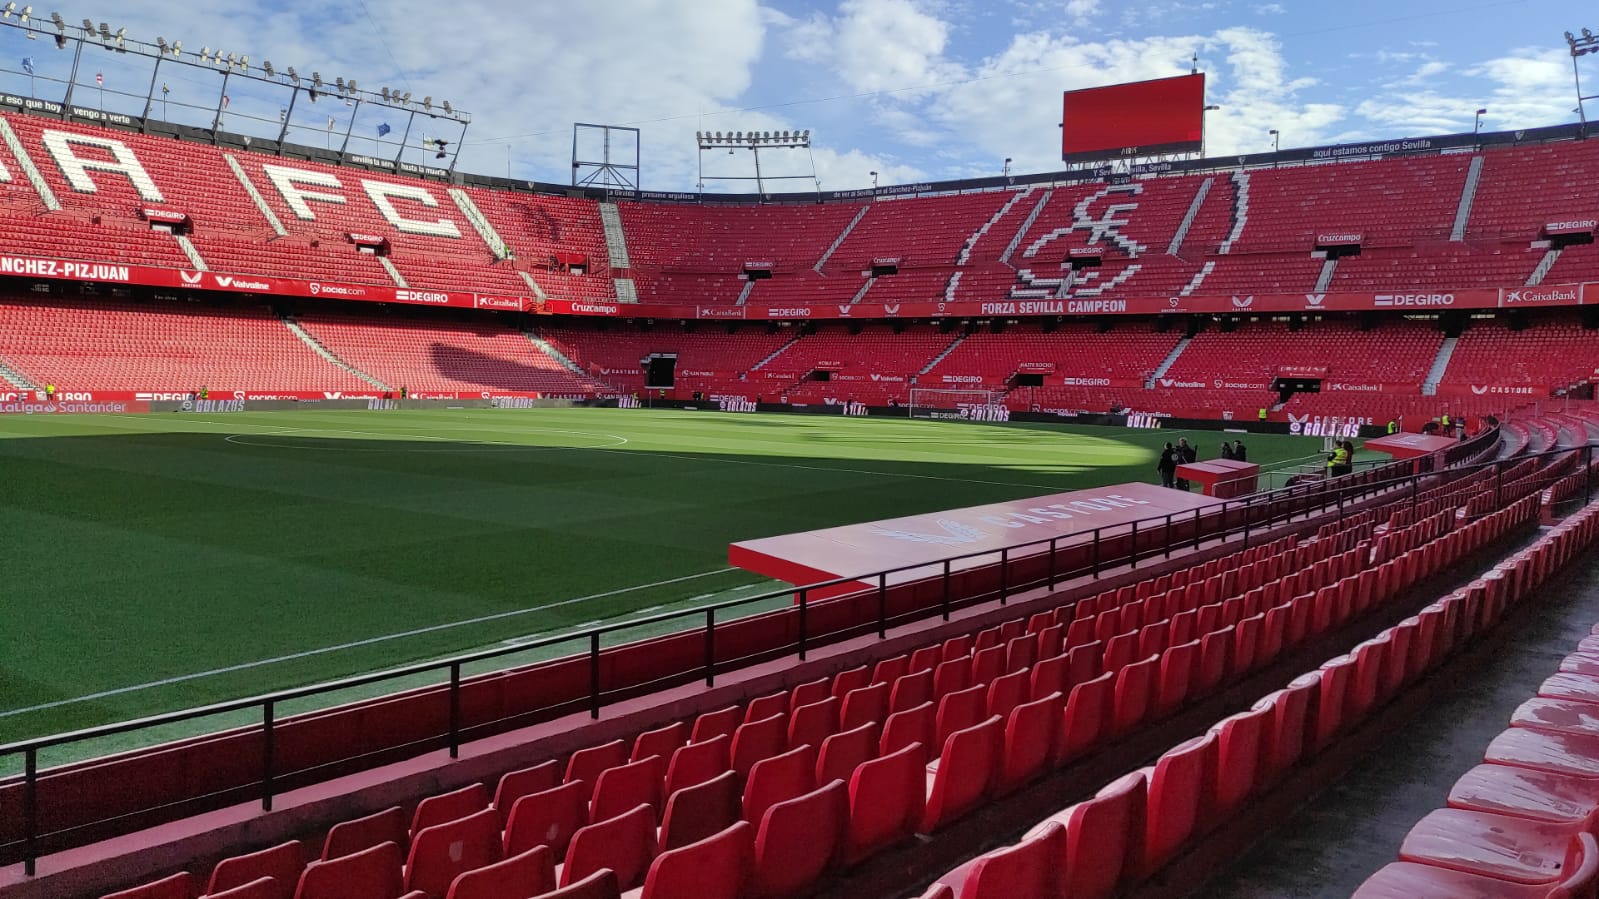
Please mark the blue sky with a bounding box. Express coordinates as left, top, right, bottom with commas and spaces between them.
0, 0, 1592, 191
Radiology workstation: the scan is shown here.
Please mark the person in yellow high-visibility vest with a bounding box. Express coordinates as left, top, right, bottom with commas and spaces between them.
1327, 442, 1351, 477
1258, 407, 1267, 422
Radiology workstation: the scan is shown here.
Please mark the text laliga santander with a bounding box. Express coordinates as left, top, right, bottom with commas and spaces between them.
538, 287, 1589, 319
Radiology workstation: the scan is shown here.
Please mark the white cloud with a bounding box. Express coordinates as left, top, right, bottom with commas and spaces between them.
1253, 3, 1285, 14
790, 0, 962, 96
1355, 46, 1574, 137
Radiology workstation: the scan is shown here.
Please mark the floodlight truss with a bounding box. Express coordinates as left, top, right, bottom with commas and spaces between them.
0, 10, 473, 172
1567, 27, 1599, 129
695, 129, 819, 199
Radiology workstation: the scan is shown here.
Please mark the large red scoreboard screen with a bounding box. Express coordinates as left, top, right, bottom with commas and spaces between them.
1061, 73, 1206, 162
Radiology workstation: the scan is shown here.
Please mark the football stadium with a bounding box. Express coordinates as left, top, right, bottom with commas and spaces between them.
3, 4, 1599, 898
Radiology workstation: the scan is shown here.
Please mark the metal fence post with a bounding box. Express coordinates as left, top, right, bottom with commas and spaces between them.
1130, 520, 1139, 568
1496, 461, 1504, 510
999, 548, 1009, 604
448, 662, 461, 759
1164, 515, 1173, 559
704, 609, 716, 687
1243, 496, 1252, 547
942, 560, 952, 621
877, 572, 888, 639
1588, 444, 1594, 506
261, 701, 276, 812
23, 747, 37, 876
1193, 507, 1202, 549
1092, 529, 1101, 578
589, 633, 601, 719
1048, 536, 1058, 591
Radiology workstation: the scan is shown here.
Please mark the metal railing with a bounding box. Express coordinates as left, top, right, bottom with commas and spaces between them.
8, 431, 1583, 873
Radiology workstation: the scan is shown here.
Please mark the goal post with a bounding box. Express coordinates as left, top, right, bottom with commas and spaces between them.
908, 387, 1007, 421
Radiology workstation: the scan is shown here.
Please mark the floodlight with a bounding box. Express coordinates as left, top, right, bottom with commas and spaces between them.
286, 66, 298, 82
224, 52, 234, 67
96, 21, 107, 38
441, 100, 451, 113
381, 87, 389, 100
312, 71, 321, 86
2, 4, 16, 19
422, 95, 431, 109
52, 11, 63, 29
170, 40, 180, 56
80, 17, 91, 32
199, 45, 209, 60
401, 91, 409, 102
335, 76, 344, 91
114, 27, 123, 39
262, 60, 273, 76
347, 79, 356, 92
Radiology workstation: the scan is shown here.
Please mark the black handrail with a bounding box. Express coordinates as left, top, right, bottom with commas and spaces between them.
8, 429, 1579, 874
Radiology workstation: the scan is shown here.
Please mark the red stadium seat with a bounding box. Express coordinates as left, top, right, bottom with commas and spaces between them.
493, 761, 561, 827
566, 741, 628, 792
102, 873, 193, 899
664, 733, 731, 796
540, 869, 620, 899
209, 841, 304, 899
410, 782, 489, 838
691, 706, 743, 744
404, 808, 501, 899
873, 654, 911, 686
750, 780, 849, 899
1060, 772, 1146, 899
659, 769, 741, 852
1399, 808, 1582, 884
294, 842, 405, 899
1355, 833, 1598, 898
745, 692, 790, 724
1511, 697, 1599, 737
637, 821, 753, 899
936, 684, 989, 753
817, 722, 878, 787
631, 722, 688, 763
1139, 731, 1218, 879
504, 780, 589, 857
1448, 764, 1599, 828
208, 878, 279, 899
1211, 706, 1269, 819
831, 665, 872, 703
985, 669, 1031, 722
731, 713, 790, 779
562, 804, 657, 891
953, 820, 1064, 899
323, 807, 408, 861
881, 701, 938, 763
1060, 671, 1114, 764
921, 716, 1004, 833
891, 670, 935, 713
743, 744, 817, 826
999, 693, 1062, 795
787, 697, 840, 751
443, 846, 556, 899
790, 677, 831, 709
591, 755, 665, 823
845, 742, 927, 863
840, 683, 890, 733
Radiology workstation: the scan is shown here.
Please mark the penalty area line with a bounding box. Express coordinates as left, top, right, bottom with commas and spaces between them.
0, 567, 740, 720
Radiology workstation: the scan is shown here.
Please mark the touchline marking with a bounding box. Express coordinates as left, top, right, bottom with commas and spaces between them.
638, 450, 1068, 490
0, 567, 739, 719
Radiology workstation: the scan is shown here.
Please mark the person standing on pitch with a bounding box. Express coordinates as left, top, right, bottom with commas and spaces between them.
1157, 442, 1178, 489
1220, 440, 1235, 460
1176, 438, 1197, 490
1233, 439, 1247, 463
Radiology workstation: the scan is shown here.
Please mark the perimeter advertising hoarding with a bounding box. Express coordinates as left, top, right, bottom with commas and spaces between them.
1061, 74, 1206, 163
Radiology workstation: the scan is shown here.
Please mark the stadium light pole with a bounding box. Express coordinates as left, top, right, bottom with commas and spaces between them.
696, 130, 815, 199
869, 170, 878, 188
1474, 107, 1487, 134
1002, 157, 1012, 178
1269, 128, 1280, 153
1567, 28, 1599, 130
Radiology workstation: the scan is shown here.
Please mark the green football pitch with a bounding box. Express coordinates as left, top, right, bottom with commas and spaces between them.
0, 408, 1326, 753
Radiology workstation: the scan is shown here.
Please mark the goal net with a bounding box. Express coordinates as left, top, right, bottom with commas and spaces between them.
908, 387, 1009, 422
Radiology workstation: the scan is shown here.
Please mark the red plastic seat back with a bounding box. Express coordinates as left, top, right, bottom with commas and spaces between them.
664, 733, 731, 796
295, 841, 404, 899
831, 665, 872, 703
322, 806, 407, 861
562, 804, 657, 891
731, 713, 790, 779
1211, 706, 1269, 817
1141, 732, 1218, 878
873, 654, 911, 687
504, 780, 589, 858
100, 872, 193, 899
1060, 671, 1114, 764
881, 701, 937, 764
691, 706, 742, 744
891, 670, 935, 713
1264, 673, 1319, 779
839, 682, 890, 733
591, 755, 666, 823
744, 743, 817, 826
492, 761, 561, 827
405, 807, 502, 899
790, 677, 830, 709
745, 691, 789, 724
936, 684, 989, 751
751, 780, 849, 899
631, 722, 688, 764
845, 742, 927, 864
411, 783, 489, 838
658, 770, 741, 853
207, 878, 277, 899
986, 669, 1031, 722
1062, 772, 1146, 899
541, 869, 620, 899
209, 840, 304, 899
1112, 655, 1158, 735
960, 820, 1064, 899
444, 845, 556, 899
638, 821, 752, 899
922, 716, 1004, 833
817, 722, 878, 787
1029, 653, 1070, 703
1000, 693, 1062, 794
566, 740, 628, 790
787, 697, 840, 751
